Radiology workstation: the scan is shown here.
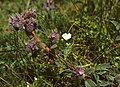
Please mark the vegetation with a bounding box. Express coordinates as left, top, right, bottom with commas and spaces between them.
0, 0, 120, 87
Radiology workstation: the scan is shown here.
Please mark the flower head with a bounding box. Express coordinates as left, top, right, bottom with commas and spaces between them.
48, 31, 59, 43
25, 37, 38, 51
9, 14, 24, 31
9, 9, 37, 36
22, 9, 37, 35
72, 66, 85, 79
62, 33, 71, 40
25, 18, 37, 35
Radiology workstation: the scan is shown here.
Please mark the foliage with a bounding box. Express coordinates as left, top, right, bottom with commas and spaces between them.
0, 0, 120, 87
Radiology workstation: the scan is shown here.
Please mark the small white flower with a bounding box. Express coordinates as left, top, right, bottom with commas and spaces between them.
34, 77, 37, 80
62, 33, 71, 40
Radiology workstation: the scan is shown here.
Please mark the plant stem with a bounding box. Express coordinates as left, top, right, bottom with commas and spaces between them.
32, 31, 50, 52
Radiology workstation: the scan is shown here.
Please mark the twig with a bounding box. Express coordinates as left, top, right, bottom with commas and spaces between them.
32, 31, 50, 52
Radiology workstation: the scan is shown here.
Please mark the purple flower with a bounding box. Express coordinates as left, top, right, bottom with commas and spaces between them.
9, 14, 24, 31
9, 9, 37, 35
25, 37, 38, 51
48, 31, 59, 43
22, 9, 37, 35
72, 66, 85, 79
25, 18, 37, 35
44, 0, 56, 10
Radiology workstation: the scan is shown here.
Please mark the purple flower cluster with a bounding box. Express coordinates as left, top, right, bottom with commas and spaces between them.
72, 66, 85, 79
9, 9, 37, 35
48, 31, 59, 43
44, 0, 56, 10
9, 14, 24, 31
25, 37, 38, 51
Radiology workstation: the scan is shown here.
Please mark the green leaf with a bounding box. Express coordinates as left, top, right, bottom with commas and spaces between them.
107, 75, 114, 81
63, 43, 72, 58
59, 69, 72, 78
59, 69, 71, 74
116, 36, 120, 41
95, 63, 111, 71
66, 73, 72, 78
99, 81, 111, 86
85, 79, 96, 87
55, 60, 66, 67
42, 80, 53, 87
85, 80, 91, 87
93, 74, 99, 83
111, 21, 120, 30
0, 61, 5, 65
97, 71, 107, 75
50, 44, 57, 49
85, 68, 95, 74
